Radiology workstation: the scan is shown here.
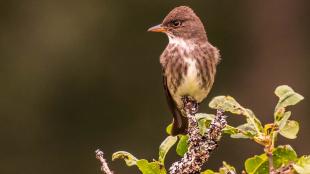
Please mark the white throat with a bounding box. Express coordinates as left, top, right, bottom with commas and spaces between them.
167, 35, 195, 52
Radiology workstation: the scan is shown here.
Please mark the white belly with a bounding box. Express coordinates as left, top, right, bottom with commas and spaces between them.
173, 58, 209, 106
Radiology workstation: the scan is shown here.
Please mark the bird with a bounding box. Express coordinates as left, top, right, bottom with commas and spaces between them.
148, 6, 220, 135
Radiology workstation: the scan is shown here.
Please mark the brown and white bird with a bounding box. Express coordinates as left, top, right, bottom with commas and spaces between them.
148, 6, 220, 135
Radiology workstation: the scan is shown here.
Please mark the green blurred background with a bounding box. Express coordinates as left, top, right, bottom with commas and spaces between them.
0, 0, 309, 173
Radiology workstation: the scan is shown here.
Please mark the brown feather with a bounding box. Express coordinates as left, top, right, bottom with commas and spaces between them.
163, 74, 188, 135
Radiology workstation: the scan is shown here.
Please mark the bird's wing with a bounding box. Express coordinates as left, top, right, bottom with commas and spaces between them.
163, 74, 188, 135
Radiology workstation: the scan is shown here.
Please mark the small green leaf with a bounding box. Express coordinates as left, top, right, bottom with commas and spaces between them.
201, 169, 218, 174
195, 113, 215, 128
112, 151, 138, 166
274, 107, 286, 122
277, 111, 291, 130
293, 155, 310, 174
279, 120, 299, 139
197, 114, 241, 137
219, 161, 236, 174
245, 110, 264, 133
190, 113, 220, 136
158, 136, 177, 164
209, 96, 263, 134
136, 159, 166, 174
198, 118, 207, 135
275, 85, 293, 97
275, 85, 304, 111
245, 153, 268, 174
230, 123, 257, 139
201, 162, 236, 174
195, 113, 215, 120
223, 125, 240, 135
166, 123, 172, 135
176, 135, 189, 157
209, 96, 244, 115
273, 145, 298, 168
112, 152, 167, 173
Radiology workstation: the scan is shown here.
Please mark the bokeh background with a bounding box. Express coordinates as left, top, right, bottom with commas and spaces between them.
0, 0, 309, 173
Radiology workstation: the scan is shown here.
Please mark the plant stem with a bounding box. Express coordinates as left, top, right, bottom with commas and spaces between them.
265, 135, 275, 174
267, 150, 274, 174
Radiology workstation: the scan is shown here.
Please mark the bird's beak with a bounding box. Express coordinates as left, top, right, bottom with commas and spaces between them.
147, 24, 166, 33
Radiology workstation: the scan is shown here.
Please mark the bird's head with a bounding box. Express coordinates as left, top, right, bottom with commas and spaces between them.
148, 6, 207, 41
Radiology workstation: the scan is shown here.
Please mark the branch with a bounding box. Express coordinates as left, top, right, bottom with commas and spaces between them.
169, 110, 227, 174
266, 149, 275, 173
95, 149, 114, 174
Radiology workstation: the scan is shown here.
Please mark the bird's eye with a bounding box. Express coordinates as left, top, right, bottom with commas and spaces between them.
171, 20, 182, 27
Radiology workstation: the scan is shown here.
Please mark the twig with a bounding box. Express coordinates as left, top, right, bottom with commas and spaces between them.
169, 109, 227, 174
95, 149, 113, 174
266, 149, 275, 174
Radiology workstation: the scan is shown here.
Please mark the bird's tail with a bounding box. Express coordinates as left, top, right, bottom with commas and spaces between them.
163, 75, 188, 135
171, 108, 188, 136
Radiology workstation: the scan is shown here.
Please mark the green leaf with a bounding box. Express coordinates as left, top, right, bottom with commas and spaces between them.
194, 113, 211, 135
136, 159, 166, 174
274, 107, 286, 122
195, 113, 215, 129
230, 123, 257, 139
112, 152, 167, 173
176, 135, 189, 157
195, 113, 215, 120
158, 136, 177, 164
245, 145, 297, 174
275, 85, 304, 111
198, 118, 207, 135
275, 85, 293, 97
273, 145, 298, 168
245, 153, 268, 174
112, 151, 138, 166
196, 114, 241, 137
244, 109, 264, 134
209, 96, 244, 115
277, 111, 291, 130
223, 125, 240, 135
279, 120, 299, 139
201, 162, 236, 174
209, 96, 263, 134
219, 161, 236, 174
293, 155, 310, 174
166, 123, 172, 135
201, 169, 218, 174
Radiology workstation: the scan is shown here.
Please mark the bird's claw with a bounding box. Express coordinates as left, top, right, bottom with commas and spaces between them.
182, 96, 199, 115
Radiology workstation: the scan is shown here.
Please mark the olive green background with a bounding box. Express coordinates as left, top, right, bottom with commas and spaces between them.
0, 0, 309, 173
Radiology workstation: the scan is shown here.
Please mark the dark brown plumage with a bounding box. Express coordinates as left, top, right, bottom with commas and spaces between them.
148, 6, 220, 135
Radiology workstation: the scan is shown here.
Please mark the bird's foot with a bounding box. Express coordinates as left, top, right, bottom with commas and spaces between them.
182, 96, 199, 115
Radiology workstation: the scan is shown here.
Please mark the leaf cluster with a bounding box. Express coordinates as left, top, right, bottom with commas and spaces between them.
112, 85, 308, 174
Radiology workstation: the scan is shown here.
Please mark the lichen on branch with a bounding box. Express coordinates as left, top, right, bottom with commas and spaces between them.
169, 110, 227, 174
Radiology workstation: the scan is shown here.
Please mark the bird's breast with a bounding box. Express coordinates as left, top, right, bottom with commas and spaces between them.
174, 57, 209, 104
161, 37, 215, 107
